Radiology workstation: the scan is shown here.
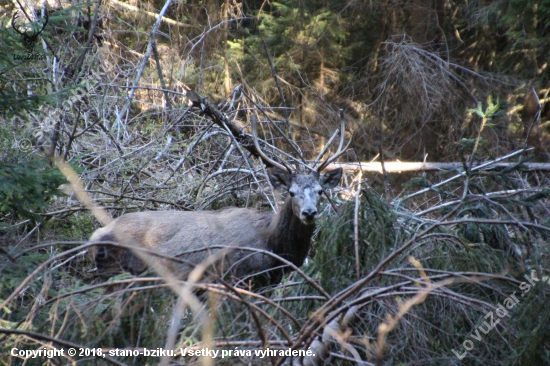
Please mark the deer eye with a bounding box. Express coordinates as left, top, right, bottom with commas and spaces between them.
289, 191, 295, 197
318, 190, 323, 196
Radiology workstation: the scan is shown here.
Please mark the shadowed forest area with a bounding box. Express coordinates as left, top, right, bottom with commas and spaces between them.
1, 0, 550, 365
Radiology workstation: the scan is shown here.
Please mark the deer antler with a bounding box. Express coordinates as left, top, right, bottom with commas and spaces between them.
12, 10, 48, 37
251, 115, 293, 173
316, 109, 352, 172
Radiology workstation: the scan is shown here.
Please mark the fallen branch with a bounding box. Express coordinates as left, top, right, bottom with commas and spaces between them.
327, 161, 550, 173
185, 90, 283, 168
109, 0, 195, 28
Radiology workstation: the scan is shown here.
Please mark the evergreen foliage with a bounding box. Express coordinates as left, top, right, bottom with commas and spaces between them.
0, 23, 50, 116
0, 159, 65, 223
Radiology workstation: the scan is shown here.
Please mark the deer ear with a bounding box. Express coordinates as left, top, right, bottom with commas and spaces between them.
267, 167, 292, 190
320, 168, 342, 189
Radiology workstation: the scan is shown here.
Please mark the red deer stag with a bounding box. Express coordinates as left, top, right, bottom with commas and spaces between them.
90, 115, 348, 287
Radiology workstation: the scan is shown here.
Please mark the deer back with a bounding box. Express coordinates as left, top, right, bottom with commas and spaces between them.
91, 207, 278, 279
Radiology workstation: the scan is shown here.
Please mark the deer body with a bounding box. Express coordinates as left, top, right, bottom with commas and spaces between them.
91, 168, 342, 286
90, 113, 349, 287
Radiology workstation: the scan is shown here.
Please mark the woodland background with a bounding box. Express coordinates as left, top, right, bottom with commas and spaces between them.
1, 0, 550, 365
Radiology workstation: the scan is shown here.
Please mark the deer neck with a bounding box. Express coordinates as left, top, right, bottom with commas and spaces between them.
267, 196, 315, 267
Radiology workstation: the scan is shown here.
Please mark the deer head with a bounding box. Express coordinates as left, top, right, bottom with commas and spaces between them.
251, 113, 349, 224
12, 10, 48, 53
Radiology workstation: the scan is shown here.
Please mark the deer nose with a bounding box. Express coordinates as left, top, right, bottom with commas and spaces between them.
302, 208, 318, 221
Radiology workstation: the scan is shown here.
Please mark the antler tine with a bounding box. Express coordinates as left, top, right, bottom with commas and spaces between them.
11, 13, 24, 35
316, 109, 350, 172
251, 115, 292, 173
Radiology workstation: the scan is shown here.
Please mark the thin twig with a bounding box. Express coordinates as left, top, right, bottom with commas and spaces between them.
119, 0, 173, 119
353, 171, 362, 281
262, 39, 290, 135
